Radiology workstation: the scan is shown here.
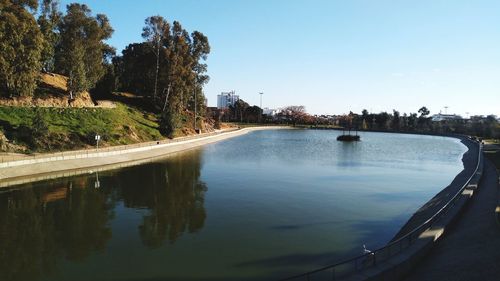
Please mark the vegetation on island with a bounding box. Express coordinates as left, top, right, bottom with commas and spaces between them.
0, 0, 213, 153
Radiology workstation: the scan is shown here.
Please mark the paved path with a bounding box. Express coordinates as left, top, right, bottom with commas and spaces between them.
403, 158, 500, 281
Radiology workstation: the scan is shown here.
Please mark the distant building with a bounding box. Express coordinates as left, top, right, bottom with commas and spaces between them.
262, 107, 280, 116
431, 113, 463, 122
217, 91, 239, 109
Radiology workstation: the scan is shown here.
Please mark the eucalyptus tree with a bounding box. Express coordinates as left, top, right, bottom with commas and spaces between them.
55, 3, 114, 99
142, 16, 170, 101
0, 0, 43, 97
37, 0, 61, 72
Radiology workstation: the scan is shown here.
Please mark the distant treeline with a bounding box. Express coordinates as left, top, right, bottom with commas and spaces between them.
217, 101, 499, 139
338, 108, 499, 139
0, 0, 210, 136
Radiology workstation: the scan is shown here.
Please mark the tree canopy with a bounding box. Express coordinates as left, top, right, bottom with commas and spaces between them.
0, 0, 43, 96
55, 3, 114, 98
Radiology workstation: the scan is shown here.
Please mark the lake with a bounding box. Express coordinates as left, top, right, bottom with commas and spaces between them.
0, 129, 467, 281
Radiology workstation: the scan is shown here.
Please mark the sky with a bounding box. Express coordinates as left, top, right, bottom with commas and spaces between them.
60, 0, 500, 117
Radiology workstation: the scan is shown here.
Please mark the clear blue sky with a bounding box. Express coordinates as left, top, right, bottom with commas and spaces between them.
61, 0, 500, 116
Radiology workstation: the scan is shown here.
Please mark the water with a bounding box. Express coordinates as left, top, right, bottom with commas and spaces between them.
0, 130, 467, 281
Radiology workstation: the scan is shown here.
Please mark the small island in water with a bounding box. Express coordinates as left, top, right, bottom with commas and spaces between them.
337, 134, 361, 141
337, 113, 361, 141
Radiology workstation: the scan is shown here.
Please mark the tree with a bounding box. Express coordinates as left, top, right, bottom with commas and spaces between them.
375, 111, 391, 130
282, 105, 308, 126
55, 3, 114, 99
117, 43, 156, 96
37, 0, 61, 72
229, 99, 249, 122
418, 106, 430, 118
142, 16, 170, 101
0, 0, 43, 96
392, 109, 400, 131
417, 106, 430, 129
116, 17, 210, 136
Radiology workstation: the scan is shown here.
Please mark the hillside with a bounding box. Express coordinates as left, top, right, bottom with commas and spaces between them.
0, 72, 95, 107
0, 103, 163, 152
0, 73, 221, 153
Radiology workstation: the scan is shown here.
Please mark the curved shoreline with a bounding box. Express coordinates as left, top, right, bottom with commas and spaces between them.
391, 135, 478, 241
0, 126, 289, 187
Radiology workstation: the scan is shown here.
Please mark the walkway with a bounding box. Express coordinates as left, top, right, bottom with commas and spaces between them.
403, 158, 500, 281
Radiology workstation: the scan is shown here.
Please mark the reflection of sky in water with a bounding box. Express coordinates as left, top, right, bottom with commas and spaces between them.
0, 130, 466, 281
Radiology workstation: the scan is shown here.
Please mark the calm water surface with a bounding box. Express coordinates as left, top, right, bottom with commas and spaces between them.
0, 130, 467, 281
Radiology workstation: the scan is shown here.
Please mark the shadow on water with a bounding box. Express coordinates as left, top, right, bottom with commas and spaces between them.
234, 215, 411, 281
0, 150, 207, 281
270, 220, 343, 231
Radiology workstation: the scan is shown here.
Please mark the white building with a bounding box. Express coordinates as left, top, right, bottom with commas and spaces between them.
263, 107, 280, 116
431, 113, 463, 122
217, 91, 239, 109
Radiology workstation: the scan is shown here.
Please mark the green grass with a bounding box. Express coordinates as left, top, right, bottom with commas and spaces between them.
0, 103, 163, 152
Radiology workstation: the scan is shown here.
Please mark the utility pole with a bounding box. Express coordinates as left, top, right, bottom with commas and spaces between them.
194, 90, 197, 133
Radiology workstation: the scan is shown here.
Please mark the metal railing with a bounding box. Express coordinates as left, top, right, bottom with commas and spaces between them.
280, 138, 483, 281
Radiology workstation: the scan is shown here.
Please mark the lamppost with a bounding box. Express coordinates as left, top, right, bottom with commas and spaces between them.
95, 134, 101, 149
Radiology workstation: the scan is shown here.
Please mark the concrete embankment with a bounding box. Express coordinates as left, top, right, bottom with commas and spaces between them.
0, 127, 287, 186
391, 136, 479, 240
401, 159, 500, 281
341, 136, 484, 281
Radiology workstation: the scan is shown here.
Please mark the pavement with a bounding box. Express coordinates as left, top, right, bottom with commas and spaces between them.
403, 158, 500, 281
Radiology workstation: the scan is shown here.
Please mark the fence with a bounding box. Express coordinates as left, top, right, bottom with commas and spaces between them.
280, 138, 483, 281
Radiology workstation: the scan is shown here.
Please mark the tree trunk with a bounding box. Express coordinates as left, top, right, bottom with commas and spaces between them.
153, 39, 160, 101
162, 84, 171, 112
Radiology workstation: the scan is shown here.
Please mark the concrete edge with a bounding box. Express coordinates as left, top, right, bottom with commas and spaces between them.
0, 126, 292, 185
341, 141, 484, 281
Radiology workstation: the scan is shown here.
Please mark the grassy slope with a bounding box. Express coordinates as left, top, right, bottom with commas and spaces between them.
0, 103, 163, 152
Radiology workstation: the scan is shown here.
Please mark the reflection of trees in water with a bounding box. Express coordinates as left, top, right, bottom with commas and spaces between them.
118, 150, 207, 248
0, 150, 207, 280
0, 178, 113, 281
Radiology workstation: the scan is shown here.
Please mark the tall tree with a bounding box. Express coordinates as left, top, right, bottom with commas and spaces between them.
142, 16, 170, 101
0, 0, 43, 96
37, 0, 61, 72
55, 3, 114, 99
116, 17, 210, 136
